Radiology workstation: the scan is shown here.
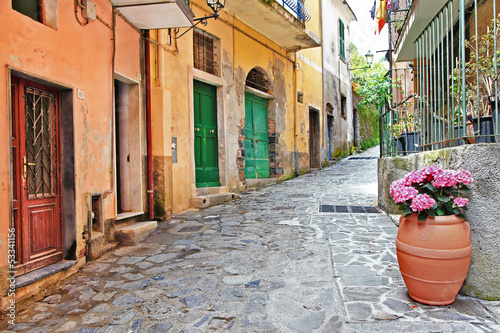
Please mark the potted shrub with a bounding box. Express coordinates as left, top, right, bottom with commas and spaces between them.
452, 14, 500, 143
390, 165, 473, 305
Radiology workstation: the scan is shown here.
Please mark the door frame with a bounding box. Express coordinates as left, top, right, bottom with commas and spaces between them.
8, 69, 77, 275
188, 68, 227, 195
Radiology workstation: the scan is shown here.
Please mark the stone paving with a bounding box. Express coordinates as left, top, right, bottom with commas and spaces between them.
3, 146, 500, 333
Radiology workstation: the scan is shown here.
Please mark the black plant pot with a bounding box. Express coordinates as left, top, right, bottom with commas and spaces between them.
398, 131, 422, 155
489, 97, 500, 142
471, 116, 495, 143
452, 126, 465, 146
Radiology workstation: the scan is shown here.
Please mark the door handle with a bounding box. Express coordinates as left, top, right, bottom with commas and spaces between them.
23, 156, 35, 179
195, 127, 200, 132
210, 130, 215, 133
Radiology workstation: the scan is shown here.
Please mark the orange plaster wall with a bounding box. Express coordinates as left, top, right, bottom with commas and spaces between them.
115, 15, 142, 81
0, 1, 141, 273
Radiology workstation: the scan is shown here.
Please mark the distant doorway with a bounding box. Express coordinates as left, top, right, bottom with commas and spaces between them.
327, 115, 334, 160
309, 108, 320, 168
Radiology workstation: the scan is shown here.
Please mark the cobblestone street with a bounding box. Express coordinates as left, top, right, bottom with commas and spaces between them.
3, 147, 500, 333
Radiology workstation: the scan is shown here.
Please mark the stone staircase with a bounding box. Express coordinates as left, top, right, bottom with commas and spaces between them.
190, 186, 240, 209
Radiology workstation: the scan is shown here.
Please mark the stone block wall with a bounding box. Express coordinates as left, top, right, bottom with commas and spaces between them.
378, 144, 500, 300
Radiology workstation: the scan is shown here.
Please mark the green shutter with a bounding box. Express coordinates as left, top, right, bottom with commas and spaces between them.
339, 19, 345, 60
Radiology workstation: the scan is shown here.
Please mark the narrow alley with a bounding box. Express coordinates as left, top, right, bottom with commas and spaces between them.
3, 147, 500, 333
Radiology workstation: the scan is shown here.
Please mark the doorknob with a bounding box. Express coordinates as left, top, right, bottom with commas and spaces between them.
210, 130, 215, 133
195, 127, 200, 132
23, 156, 35, 179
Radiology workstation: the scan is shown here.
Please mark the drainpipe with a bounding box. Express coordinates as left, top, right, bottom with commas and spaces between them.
294, 51, 299, 176
145, 30, 154, 220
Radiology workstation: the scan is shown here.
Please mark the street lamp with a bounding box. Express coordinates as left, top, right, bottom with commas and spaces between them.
350, 50, 375, 70
194, 0, 226, 22
175, 0, 226, 38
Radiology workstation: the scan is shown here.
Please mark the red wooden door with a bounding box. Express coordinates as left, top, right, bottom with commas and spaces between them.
12, 77, 63, 276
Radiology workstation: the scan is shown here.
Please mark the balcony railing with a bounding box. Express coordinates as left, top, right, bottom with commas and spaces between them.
381, 0, 500, 157
280, 0, 311, 23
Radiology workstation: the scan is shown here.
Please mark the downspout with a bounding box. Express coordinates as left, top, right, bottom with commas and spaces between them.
294, 51, 299, 176
145, 30, 154, 220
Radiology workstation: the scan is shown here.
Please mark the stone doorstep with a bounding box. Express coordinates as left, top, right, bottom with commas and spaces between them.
114, 221, 158, 246
190, 193, 240, 209
246, 178, 278, 189
15, 260, 78, 289
196, 186, 229, 196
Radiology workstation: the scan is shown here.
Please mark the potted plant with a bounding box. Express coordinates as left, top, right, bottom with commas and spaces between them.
390, 165, 473, 305
453, 14, 500, 143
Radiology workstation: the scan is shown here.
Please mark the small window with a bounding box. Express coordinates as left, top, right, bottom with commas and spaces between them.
339, 19, 345, 60
13, 0, 44, 23
193, 30, 218, 76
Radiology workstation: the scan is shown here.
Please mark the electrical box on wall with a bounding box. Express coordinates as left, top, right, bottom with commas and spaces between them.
81, 0, 97, 21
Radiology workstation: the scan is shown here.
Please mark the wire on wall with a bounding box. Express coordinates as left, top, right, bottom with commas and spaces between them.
74, 0, 89, 26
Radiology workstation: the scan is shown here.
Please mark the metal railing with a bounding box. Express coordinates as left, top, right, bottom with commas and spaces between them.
280, 0, 311, 23
381, 0, 500, 157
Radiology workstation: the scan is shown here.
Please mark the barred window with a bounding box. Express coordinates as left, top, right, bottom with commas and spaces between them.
193, 30, 218, 76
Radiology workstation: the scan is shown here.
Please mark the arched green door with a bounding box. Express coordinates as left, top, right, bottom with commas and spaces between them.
244, 93, 269, 179
194, 80, 220, 187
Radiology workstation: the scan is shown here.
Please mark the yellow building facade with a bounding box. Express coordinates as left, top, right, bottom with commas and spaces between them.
149, 0, 355, 214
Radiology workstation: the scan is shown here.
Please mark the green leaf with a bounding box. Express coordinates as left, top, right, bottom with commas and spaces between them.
402, 207, 413, 215
437, 195, 451, 202
427, 209, 436, 217
421, 183, 437, 191
453, 208, 461, 215
417, 213, 428, 222
436, 207, 445, 215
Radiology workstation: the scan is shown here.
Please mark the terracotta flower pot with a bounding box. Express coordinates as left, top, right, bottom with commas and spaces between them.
396, 214, 472, 305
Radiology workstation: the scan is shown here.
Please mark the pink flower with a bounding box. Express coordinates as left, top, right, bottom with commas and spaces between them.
390, 179, 405, 197
453, 197, 469, 207
404, 170, 427, 186
391, 185, 419, 203
410, 194, 436, 212
422, 165, 442, 176
431, 170, 458, 188
455, 170, 473, 185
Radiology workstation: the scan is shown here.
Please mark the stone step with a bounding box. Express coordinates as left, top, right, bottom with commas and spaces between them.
246, 178, 278, 189
196, 186, 229, 196
114, 221, 158, 246
190, 193, 240, 209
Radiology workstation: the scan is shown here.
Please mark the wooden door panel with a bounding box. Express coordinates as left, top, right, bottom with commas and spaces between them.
244, 93, 269, 179
29, 204, 57, 256
12, 77, 63, 276
194, 80, 220, 187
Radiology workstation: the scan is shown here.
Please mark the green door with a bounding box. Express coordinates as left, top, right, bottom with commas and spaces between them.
194, 80, 220, 187
244, 93, 270, 179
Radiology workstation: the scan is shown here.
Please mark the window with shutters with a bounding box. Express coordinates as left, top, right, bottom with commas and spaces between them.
339, 18, 346, 61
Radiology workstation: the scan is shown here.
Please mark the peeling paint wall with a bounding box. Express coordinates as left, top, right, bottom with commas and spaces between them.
154, 1, 312, 212
378, 145, 500, 300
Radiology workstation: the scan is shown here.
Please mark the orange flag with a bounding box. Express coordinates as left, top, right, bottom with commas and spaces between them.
375, 0, 387, 34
